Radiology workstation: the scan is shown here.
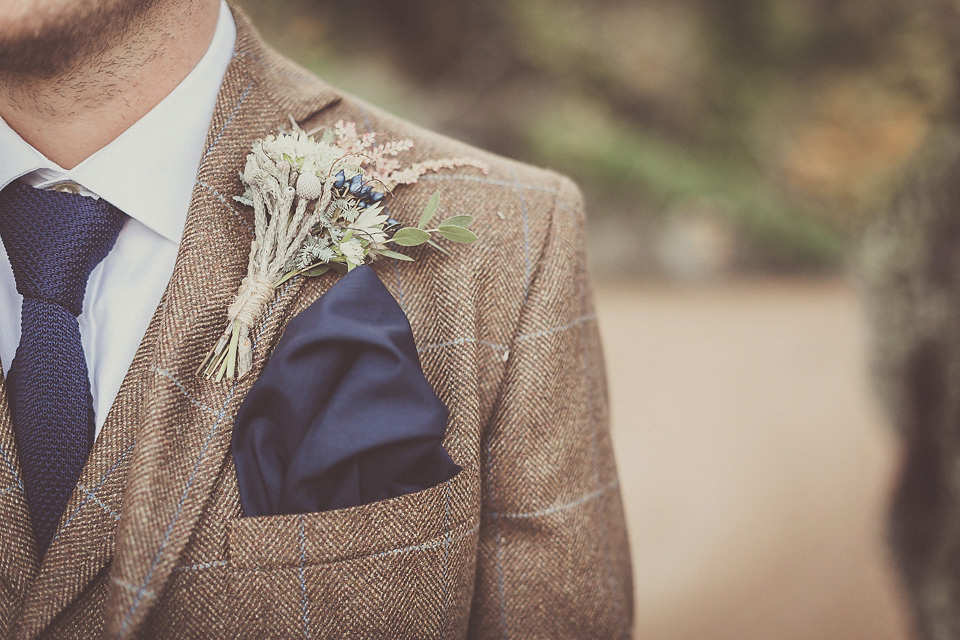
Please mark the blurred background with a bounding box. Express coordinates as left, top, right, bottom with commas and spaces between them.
231, 0, 960, 637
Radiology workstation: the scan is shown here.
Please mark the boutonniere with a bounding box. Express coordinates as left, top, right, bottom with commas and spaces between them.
198, 119, 487, 381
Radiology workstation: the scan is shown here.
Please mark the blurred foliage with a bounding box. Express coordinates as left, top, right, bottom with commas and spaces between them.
235, 0, 954, 277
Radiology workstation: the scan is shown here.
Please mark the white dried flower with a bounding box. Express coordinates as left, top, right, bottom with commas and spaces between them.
339, 238, 365, 264
296, 172, 324, 200
242, 155, 259, 184
349, 205, 389, 246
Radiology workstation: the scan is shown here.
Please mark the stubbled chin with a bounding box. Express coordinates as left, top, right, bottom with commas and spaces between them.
0, 0, 154, 76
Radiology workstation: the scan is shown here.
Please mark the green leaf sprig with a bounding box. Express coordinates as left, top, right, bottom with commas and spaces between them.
389, 191, 478, 257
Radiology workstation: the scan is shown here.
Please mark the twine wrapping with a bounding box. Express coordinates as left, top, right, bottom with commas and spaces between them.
228, 274, 274, 328
225, 272, 274, 377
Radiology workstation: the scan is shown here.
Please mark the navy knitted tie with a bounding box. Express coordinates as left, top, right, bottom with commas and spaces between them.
0, 181, 125, 556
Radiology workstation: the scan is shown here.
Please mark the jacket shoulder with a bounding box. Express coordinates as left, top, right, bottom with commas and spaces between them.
290, 86, 590, 355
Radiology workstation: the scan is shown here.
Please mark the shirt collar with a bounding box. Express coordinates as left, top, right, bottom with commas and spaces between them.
0, 0, 237, 244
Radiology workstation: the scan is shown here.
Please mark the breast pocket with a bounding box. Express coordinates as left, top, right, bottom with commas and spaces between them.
227, 466, 480, 639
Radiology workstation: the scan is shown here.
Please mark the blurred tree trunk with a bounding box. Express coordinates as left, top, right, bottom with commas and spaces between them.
862, 5, 960, 637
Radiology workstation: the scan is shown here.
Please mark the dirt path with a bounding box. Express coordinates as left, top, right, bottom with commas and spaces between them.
595, 278, 912, 640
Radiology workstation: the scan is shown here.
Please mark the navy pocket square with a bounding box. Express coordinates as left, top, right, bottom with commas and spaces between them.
232, 265, 461, 517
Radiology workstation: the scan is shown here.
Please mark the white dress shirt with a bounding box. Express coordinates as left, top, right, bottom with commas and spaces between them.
0, 1, 236, 438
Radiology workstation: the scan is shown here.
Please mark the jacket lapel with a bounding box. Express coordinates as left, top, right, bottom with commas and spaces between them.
101, 9, 339, 639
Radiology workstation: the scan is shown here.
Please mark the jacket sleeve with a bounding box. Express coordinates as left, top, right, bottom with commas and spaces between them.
467, 176, 634, 639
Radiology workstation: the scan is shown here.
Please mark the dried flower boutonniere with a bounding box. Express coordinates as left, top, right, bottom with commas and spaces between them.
198, 119, 487, 381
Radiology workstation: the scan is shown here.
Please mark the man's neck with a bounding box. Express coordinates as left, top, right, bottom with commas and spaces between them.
0, 0, 221, 170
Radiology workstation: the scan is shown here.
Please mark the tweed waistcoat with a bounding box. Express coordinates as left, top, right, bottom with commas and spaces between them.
0, 6, 633, 638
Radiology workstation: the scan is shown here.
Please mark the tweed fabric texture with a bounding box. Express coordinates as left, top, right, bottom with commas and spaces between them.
0, 5, 633, 638
0, 183, 126, 557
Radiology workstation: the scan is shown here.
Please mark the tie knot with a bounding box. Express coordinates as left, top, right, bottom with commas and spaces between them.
0, 181, 126, 316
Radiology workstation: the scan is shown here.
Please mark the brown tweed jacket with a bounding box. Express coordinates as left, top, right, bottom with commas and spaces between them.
0, 7, 633, 639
